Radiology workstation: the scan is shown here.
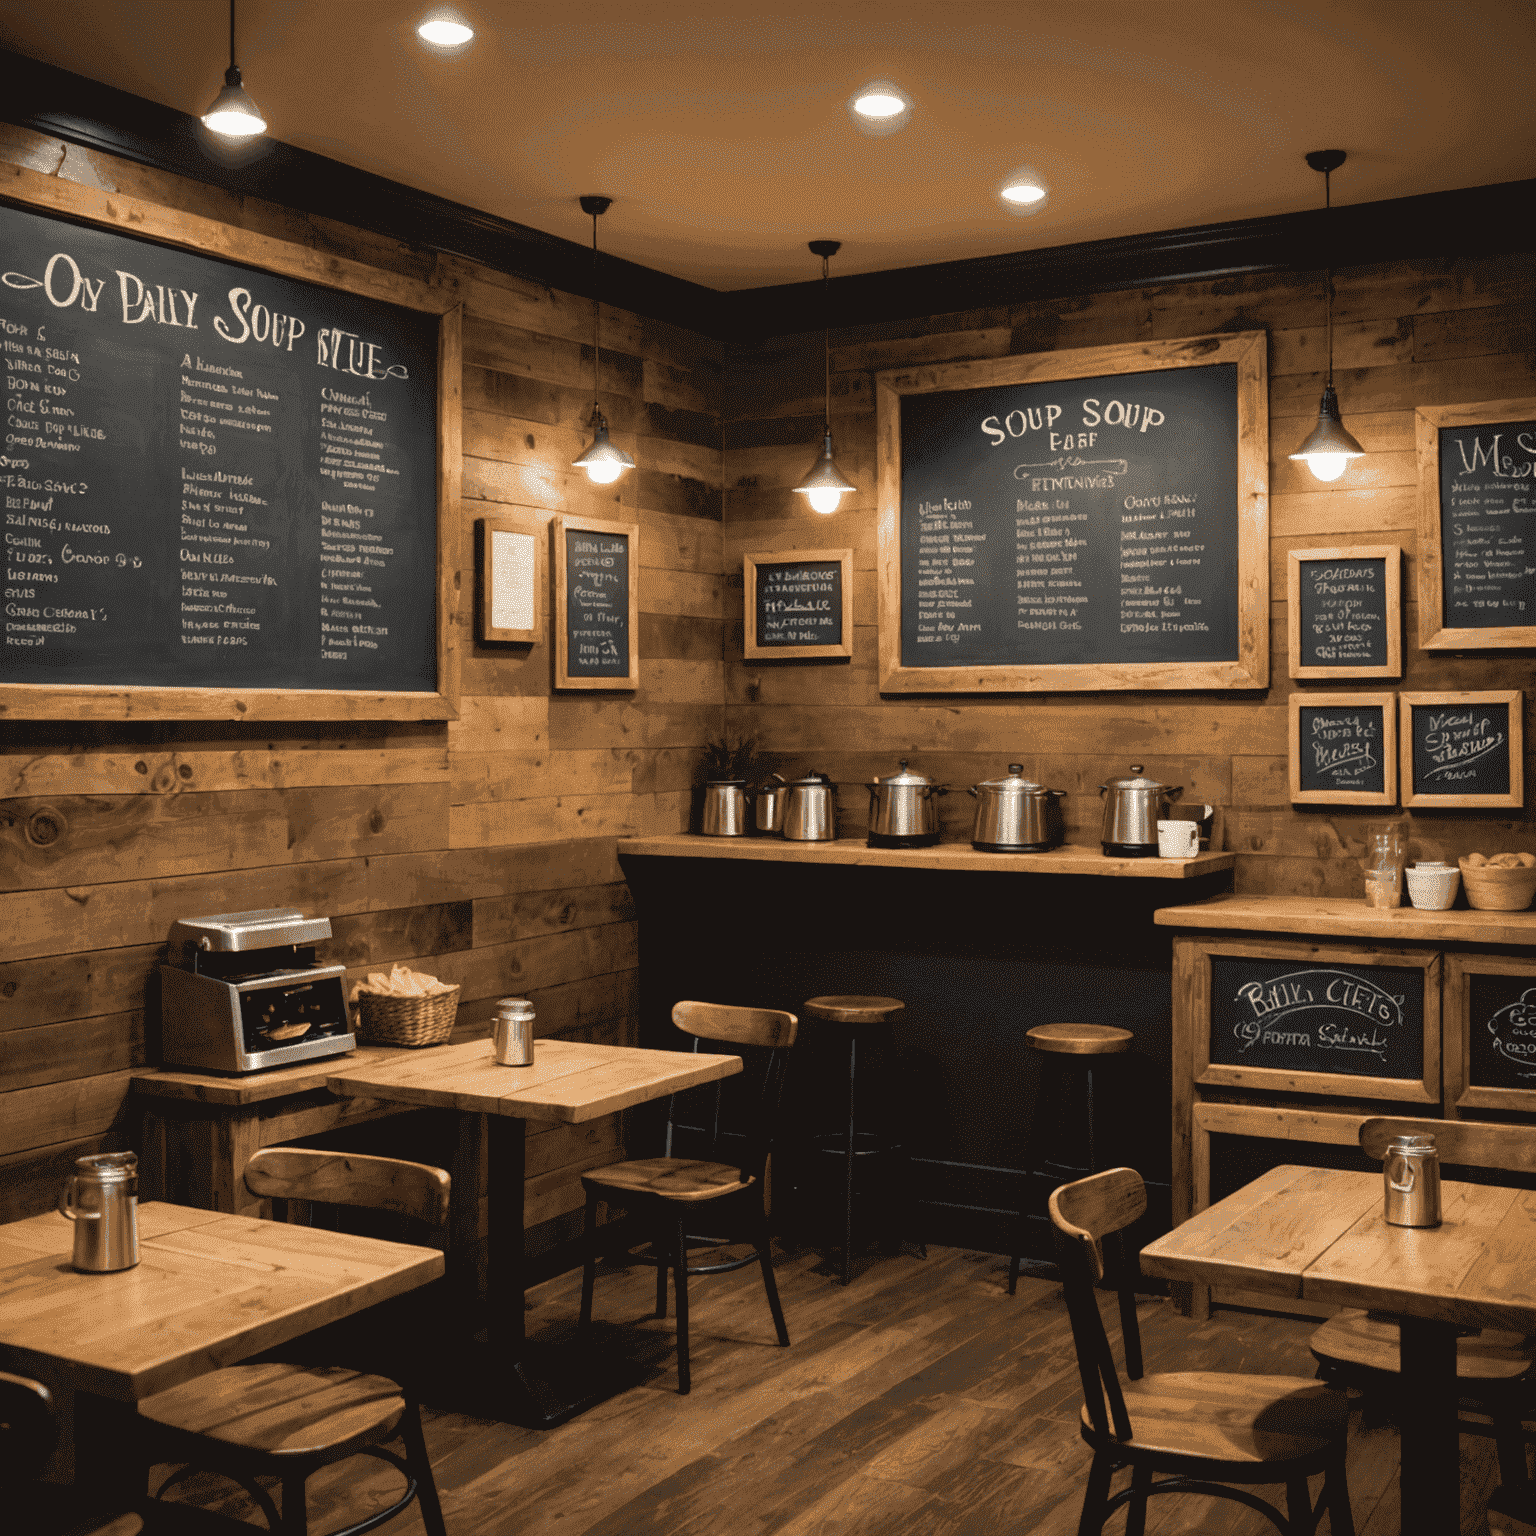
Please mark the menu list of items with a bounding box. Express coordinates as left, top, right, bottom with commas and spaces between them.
755, 560, 843, 647
1296, 556, 1390, 669
1439, 419, 1536, 629
563, 526, 631, 678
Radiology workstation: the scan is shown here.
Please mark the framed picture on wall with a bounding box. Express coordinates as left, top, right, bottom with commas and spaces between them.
743, 548, 853, 659
1398, 690, 1524, 808
1288, 692, 1398, 806
1287, 546, 1401, 679
476, 516, 542, 644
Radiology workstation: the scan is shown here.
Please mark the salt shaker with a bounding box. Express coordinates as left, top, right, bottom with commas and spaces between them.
492, 997, 535, 1066
58, 1151, 141, 1272
1383, 1134, 1441, 1227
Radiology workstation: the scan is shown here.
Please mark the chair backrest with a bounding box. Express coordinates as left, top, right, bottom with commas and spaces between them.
0, 1371, 56, 1477
1048, 1168, 1148, 1446
672, 1000, 798, 1050
243, 1148, 451, 1226
1360, 1117, 1536, 1173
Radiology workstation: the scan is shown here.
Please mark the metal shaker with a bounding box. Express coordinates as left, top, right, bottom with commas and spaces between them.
1383, 1134, 1441, 1227
492, 997, 535, 1066
58, 1151, 140, 1272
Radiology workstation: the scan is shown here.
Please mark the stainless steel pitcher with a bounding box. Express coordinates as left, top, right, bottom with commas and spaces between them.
493, 997, 535, 1066
1383, 1134, 1441, 1227
700, 779, 751, 836
784, 773, 837, 842
59, 1151, 140, 1272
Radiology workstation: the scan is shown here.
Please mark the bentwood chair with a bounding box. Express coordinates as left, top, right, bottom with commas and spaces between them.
138, 1149, 450, 1536
1052, 1168, 1355, 1536
579, 1000, 797, 1394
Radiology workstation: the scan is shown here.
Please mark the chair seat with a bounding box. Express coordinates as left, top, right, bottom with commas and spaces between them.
1028, 1022, 1132, 1056
801, 995, 905, 1025
1311, 1308, 1535, 1382
139, 1361, 405, 1459
1490, 1483, 1536, 1535
1081, 1372, 1348, 1465
582, 1157, 754, 1203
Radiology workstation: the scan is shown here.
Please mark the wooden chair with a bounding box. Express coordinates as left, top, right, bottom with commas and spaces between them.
1310, 1116, 1536, 1489
579, 1000, 797, 1394
138, 1149, 450, 1536
1052, 1168, 1354, 1536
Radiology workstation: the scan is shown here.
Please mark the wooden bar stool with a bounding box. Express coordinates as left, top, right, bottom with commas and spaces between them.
800, 994, 907, 1286
1008, 1021, 1133, 1296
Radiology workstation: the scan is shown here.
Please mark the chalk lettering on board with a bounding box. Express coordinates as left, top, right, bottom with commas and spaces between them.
1489, 988, 1536, 1078
1231, 967, 1404, 1061
1439, 421, 1536, 628
1421, 708, 1505, 781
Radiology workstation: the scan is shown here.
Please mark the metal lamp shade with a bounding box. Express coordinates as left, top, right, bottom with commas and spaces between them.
202, 67, 267, 138
793, 433, 857, 513
572, 413, 635, 485
1288, 384, 1365, 481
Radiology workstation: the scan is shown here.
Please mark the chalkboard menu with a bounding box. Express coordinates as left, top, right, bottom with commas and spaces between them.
1289, 693, 1396, 805
1288, 546, 1400, 678
743, 548, 853, 659
875, 332, 1269, 693
1400, 690, 1523, 807
554, 514, 638, 689
1468, 972, 1536, 1093
0, 192, 451, 716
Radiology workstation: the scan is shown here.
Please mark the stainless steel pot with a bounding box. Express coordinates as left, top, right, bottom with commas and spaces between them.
754, 774, 788, 834
968, 765, 1066, 852
59, 1151, 140, 1272
700, 779, 751, 837
784, 773, 836, 842
868, 760, 947, 848
1099, 764, 1181, 857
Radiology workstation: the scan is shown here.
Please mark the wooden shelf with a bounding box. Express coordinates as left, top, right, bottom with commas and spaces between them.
1155, 894, 1536, 948
618, 834, 1235, 880
130, 1046, 404, 1106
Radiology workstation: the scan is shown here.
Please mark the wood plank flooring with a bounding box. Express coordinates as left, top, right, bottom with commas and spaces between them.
154, 1241, 1510, 1535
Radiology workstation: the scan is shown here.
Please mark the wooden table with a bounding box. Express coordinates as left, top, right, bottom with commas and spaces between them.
326, 1036, 742, 1427
1141, 1165, 1536, 1535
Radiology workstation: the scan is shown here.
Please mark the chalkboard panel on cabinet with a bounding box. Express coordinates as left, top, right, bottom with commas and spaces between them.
1445, 953, 1536, 1114
1399, 690, 1524, 808
553, 514, 639, 690
0, 168, 461, 722
874, 331, 1269, 693
1416, 398, 1536, 651
743, 548, 853, 659
1287, 546, 1401, 678
1288, 692, 1397, 805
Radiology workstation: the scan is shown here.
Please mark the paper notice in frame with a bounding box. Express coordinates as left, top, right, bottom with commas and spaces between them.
476, 517, 540, 643
1399, 690, 1524, 808
1288, 692, 1397, 805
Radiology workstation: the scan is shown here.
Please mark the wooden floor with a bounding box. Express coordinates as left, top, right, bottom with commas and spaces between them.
158, 1241, 1509, 1535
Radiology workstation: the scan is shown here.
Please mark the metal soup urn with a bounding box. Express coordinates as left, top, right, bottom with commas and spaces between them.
868, 760, 947, 849
59, 1151, 140, 1272
968, 765, 1066, 852
1099, 765, 1182, 858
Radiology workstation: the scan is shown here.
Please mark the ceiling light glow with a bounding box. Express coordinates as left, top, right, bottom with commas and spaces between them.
854, 92, 905, 119
417, 11, 474, 47
1001, 182, 1046, 205
847, 80, 911, 136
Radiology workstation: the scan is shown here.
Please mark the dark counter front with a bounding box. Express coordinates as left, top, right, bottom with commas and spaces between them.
619, 837, 1234, 1260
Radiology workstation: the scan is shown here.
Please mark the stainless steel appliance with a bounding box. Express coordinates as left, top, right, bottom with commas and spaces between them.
58, 1151, 140, 1272
783, 773, 836, 842
754, 774, 788, 834
1384, 1134, 1441, 1227
700, 779, 751, 836
160, 908, 354, 1074
968, 765, 1066, 852
1099, 765, 1182, 857
868, 760, 947, 849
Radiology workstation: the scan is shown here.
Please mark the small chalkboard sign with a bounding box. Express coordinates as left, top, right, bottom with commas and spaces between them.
1399, 690, 1524, 808
1289, 692, 1397, 805
1288, 546, 1401, 678
553, 514, 638, 690
743, 548, 853, 659
1446, 954, 1536, 1113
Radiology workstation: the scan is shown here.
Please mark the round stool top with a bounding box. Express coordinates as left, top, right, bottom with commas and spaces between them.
802, 995, 906, 1024
1027, 1022, 1133, 1056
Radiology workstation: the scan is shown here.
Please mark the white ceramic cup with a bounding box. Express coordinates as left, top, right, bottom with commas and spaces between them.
1157, 819, 1199, 859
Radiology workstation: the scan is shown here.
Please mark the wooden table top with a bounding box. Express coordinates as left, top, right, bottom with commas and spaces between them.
0, 1202, 443, 1401
325, 1036, 743, 1124
1152, 894, 1536, 948
1140, 1165, 1536, 1333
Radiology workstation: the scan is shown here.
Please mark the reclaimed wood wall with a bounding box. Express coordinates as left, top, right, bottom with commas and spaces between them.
0, 128, 725, 1246
722, 253, 1536, 886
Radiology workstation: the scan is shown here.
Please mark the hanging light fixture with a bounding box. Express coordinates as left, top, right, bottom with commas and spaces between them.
572, 196, 635, 487
794, 241, 857, 515
201, 0, 266, 140
1289, 150, 1365, 483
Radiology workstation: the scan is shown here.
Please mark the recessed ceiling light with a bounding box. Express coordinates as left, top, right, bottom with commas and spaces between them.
417, 10, 474, 47
848, 80, 912, 136
998, 171, 1049, 214
1001, 182, 1046, 205
855, 92, 904, 119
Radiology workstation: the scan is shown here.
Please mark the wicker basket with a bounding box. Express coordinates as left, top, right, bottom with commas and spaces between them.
1459, 859, 1536, 912
354, 985, 460, 1047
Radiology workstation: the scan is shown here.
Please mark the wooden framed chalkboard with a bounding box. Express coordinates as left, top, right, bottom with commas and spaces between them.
1444, 953, 1536, 1115
1287, 546, 1401, 679
476, 516, 541, 644
553, 514, 639, 690
0, 164, 462, 722
1288, 692, 1398, 806
1399, 690, 1524, 808
874, 331, 1269, 693
1416, 397, 1536, 650
743, 548, 853, 659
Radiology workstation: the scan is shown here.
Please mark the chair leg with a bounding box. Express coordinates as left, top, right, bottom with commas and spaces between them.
1125, 1463, 1153, 1536
1325, 1454, 1357, 1536
655, 1240, 668, 1319
281, 1469, 308, 1536
1284, 1475, 1311, 1536
579, 1190, 599, 1331
1495, 1406, 1530, 1490
755, 1203, 790, 1347
673, 1219, 691, 1396
400, 1399, 447, 1536
1076, 1448, 1114, 1536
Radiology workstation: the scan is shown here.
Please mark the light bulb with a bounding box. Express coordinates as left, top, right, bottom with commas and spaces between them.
201, 68, 266, 139
807, 487, 846, 514
584, 460, 624, 486
847, 81, 911, 135
417, 15, 474, 46
1001, 181, 1046, 205
1300, 453, 1350, 483
854, 92, 905, 119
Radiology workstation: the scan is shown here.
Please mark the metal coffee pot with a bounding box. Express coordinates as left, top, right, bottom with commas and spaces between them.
968, 765, 1066, 852
1384, 1134, 1441, 1228
868, 760, 947, 849
1099, 765, 1182, 857
700, 779, 751, 836
754, 774, 789, 834
783, 773, 836, 842
59, 1151, 140, 1272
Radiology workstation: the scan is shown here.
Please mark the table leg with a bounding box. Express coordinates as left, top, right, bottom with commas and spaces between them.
1398, 1316, 1460, 1536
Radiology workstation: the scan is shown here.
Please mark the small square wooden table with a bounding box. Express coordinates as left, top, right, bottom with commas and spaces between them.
1140, 1164, 1536, 1536
325, 1036, 742, 1428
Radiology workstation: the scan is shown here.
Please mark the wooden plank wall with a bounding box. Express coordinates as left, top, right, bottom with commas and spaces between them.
0, 129, 725, 1247
722, 255, 1536, 887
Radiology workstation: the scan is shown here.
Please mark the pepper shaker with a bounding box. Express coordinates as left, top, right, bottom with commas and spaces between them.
492, 997, 535, 1066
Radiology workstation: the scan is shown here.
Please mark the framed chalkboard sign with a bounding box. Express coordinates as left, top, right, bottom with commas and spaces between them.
476, 516, 541, 644
1445, 953, 1536, 1114
743, 548, 853, 659
1192, 938, 1440, 1103
553, 514, 639, 690
1399, 690, 1524, 808
1288, 692, 1397, 805
1287, 546, 1401, 679
0, 165, 461, 722
1416, 398, 1536, 650
874, 331, 1269, 693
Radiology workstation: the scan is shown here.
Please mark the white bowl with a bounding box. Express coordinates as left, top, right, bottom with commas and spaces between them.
1406, 864, 1461, 911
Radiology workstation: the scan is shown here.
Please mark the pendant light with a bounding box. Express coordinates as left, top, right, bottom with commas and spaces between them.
794, 241, 856, 515
1289, 150, 1364, 483
201, 0, 266, 140
571, 196, 635, 487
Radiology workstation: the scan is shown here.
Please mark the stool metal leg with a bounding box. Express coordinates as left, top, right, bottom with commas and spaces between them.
842, 1034, 857, 1286
1009, 1055, 1057, 1297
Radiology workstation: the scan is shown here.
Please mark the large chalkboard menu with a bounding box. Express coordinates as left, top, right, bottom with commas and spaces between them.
743, 548, 853, 659
554, 514, 638, 689
1289, 693, 1396, 805
1288, 546, 1400, 678
1400, 689, 1523, 808
1417, 398, 1536, 649
875, 332, 1269, 693
1, 181, 458, 720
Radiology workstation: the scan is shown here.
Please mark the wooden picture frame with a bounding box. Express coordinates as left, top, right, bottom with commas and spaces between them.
1398, 690, 1524, 809
1288, 692, 1398, 806
476, 516, 541, 644
1416, 397, 1536, 650
1444, 952, 1536, 1117
1287, 546, 1402, 679
743, 548, 853, 660
0, 163, 462, 723
553, 514, 639, 691
875, 330, 1269, 693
